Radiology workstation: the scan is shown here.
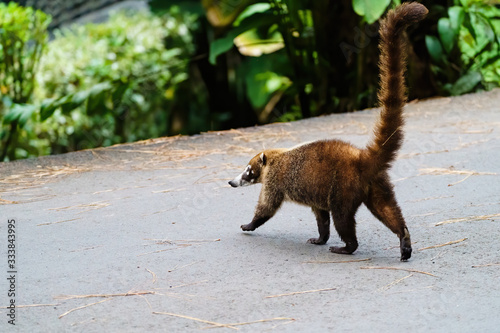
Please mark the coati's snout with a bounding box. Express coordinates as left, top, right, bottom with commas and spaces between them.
228, 179, 240, 188
228, 165, 258, 188
228, 153, 266, 188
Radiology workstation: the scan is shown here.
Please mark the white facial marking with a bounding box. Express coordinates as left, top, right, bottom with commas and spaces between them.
244, 165, 251, 177
230, 165, 253, 187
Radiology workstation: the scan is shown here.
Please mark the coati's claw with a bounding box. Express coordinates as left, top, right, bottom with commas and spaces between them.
241, 224, 255, 231
307, 238, 327, 245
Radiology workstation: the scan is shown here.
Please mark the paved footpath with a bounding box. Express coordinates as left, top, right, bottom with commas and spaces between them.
1, 90, 499, 332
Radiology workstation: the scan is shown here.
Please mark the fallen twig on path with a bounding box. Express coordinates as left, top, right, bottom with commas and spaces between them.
37, 218, 82, 226
59, 299, 110, 319
48, 201, 110, 213
302, 258, 371, 264
168, 261, 198, 273
265, 288, 336, 298
202, 317, 296, 329
138, 239, 220, 257
360, 266, 438, 277
377, 274, 413, 292
54, 290, 156, 300
435, 213, 500, 226
418, 238, 467, 251
146, 268, 157, 284
152, 312, 238, 330
419, 167, 496, 187
0, 303, 60, 309
472, 263, 500, 268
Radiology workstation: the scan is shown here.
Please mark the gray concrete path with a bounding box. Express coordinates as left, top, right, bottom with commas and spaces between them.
1, 90, 499, 332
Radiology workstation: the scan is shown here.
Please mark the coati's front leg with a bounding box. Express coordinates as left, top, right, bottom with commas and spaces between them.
307, 207, 330, 245
241, 187, 284, 231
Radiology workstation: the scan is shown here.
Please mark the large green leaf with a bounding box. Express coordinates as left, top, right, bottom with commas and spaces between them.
209, 11, 277, 64
234, 28, 284, 57
426, 35, 445, 63
3, 103, 37, 127
352, 0, 391, 24
203, 0, 257, 27
234, 3, 271, 26
448, 6, 465, 33
449, 71, 482, 95
237, 51, 292, 110
40, 98, 58, 121
438, 18, 456, 54
40, 82, 114, 121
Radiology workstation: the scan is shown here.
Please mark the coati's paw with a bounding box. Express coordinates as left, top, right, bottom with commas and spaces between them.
329, 242, 358, 255
329, 246, 353, 254
307, 238, 327, 245
400, 246, 412, 262
241, 224, 255, 231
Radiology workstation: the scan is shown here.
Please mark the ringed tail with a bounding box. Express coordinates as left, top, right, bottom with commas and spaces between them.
363, 2, 428, 176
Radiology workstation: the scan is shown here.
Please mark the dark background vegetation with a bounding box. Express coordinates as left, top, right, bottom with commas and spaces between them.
1, 0, 499, 161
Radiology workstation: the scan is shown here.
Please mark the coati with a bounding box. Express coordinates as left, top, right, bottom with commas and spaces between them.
228, 2, 428, 261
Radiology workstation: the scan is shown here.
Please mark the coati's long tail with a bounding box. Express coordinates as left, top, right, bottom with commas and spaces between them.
363, 2, 427, 176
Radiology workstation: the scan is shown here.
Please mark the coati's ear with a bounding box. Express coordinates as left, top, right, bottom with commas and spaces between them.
259, 152, 266, 165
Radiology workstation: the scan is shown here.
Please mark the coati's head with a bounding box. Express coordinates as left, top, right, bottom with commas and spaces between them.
228, 152, 268, 188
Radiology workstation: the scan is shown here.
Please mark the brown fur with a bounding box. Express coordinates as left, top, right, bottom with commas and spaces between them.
229, 3, 427, 261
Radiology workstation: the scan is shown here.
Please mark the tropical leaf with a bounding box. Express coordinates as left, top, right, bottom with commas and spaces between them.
234, 3, 271, 26
203, 0, 257, 27
449, 71, 482, 95
438, 18, 456, 54
425, 35, 445, 63
3, 103, 37, 126
448, 6, 465, 33
40, 98, 59, 121
352, 0, 391, 24
209, 11, 277, 64
234, 25, 284, 57
40, 82, 114, 121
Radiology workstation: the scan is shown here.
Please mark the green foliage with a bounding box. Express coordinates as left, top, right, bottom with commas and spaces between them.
32, 9, 196, 155
206, 0, 500, 124
426, 1, 500, 95
353, 0, 393, 24
206, 0, 404, 122
209, 10, 277, 64
237, 51, 292, 120
0, 2, 51, 160
3, 0, 499, 161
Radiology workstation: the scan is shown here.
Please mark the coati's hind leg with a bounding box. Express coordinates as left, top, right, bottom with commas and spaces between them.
329, 211, 359, 255
241, 188, 284, 231
307, 207, 330, 245
364, 177, 412, 261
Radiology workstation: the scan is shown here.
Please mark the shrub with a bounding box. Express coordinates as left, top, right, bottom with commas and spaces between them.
34, 9, 196, 154
0, 2, 51, 160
